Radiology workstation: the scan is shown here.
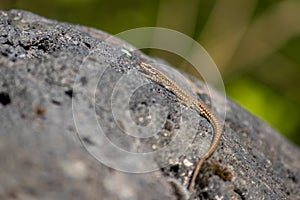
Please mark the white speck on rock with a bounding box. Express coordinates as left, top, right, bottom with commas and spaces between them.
183, 158, 193, 167
61, 160, 87, 179
121, 49, 132, 57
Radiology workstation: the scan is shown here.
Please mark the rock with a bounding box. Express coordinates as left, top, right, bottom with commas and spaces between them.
0, 9, 299, 200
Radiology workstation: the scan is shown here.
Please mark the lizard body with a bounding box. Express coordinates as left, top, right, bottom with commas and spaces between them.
139, 62, 222, 191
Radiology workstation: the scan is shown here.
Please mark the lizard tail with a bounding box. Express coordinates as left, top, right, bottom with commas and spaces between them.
188, 156, 206, 191
188, 103, 222, 191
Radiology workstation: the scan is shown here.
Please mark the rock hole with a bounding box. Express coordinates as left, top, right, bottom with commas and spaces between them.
169, 164, 180, 174
164, 120, 173, 131
51, 99, 61, 106
233, 188, 246, 200
65, 89, 73, 98
84, 42, 91, 48
80, 76, 88, 85
201, 191, 209, 199
82, 137, 95, 146
0, 92, 11, 106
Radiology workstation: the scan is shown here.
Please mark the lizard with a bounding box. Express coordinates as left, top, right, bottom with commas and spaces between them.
138, 62, 222, 191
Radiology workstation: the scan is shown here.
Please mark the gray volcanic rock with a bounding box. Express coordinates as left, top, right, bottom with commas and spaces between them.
0, 9, 299, 200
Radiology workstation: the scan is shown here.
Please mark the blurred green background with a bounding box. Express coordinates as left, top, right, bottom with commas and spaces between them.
1, 0, 299, 146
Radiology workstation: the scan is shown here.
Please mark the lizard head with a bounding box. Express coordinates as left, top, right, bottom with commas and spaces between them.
139, 62, 159, 76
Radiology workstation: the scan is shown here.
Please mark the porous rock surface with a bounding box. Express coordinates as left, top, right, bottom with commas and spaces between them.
0, 10, 299, 200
